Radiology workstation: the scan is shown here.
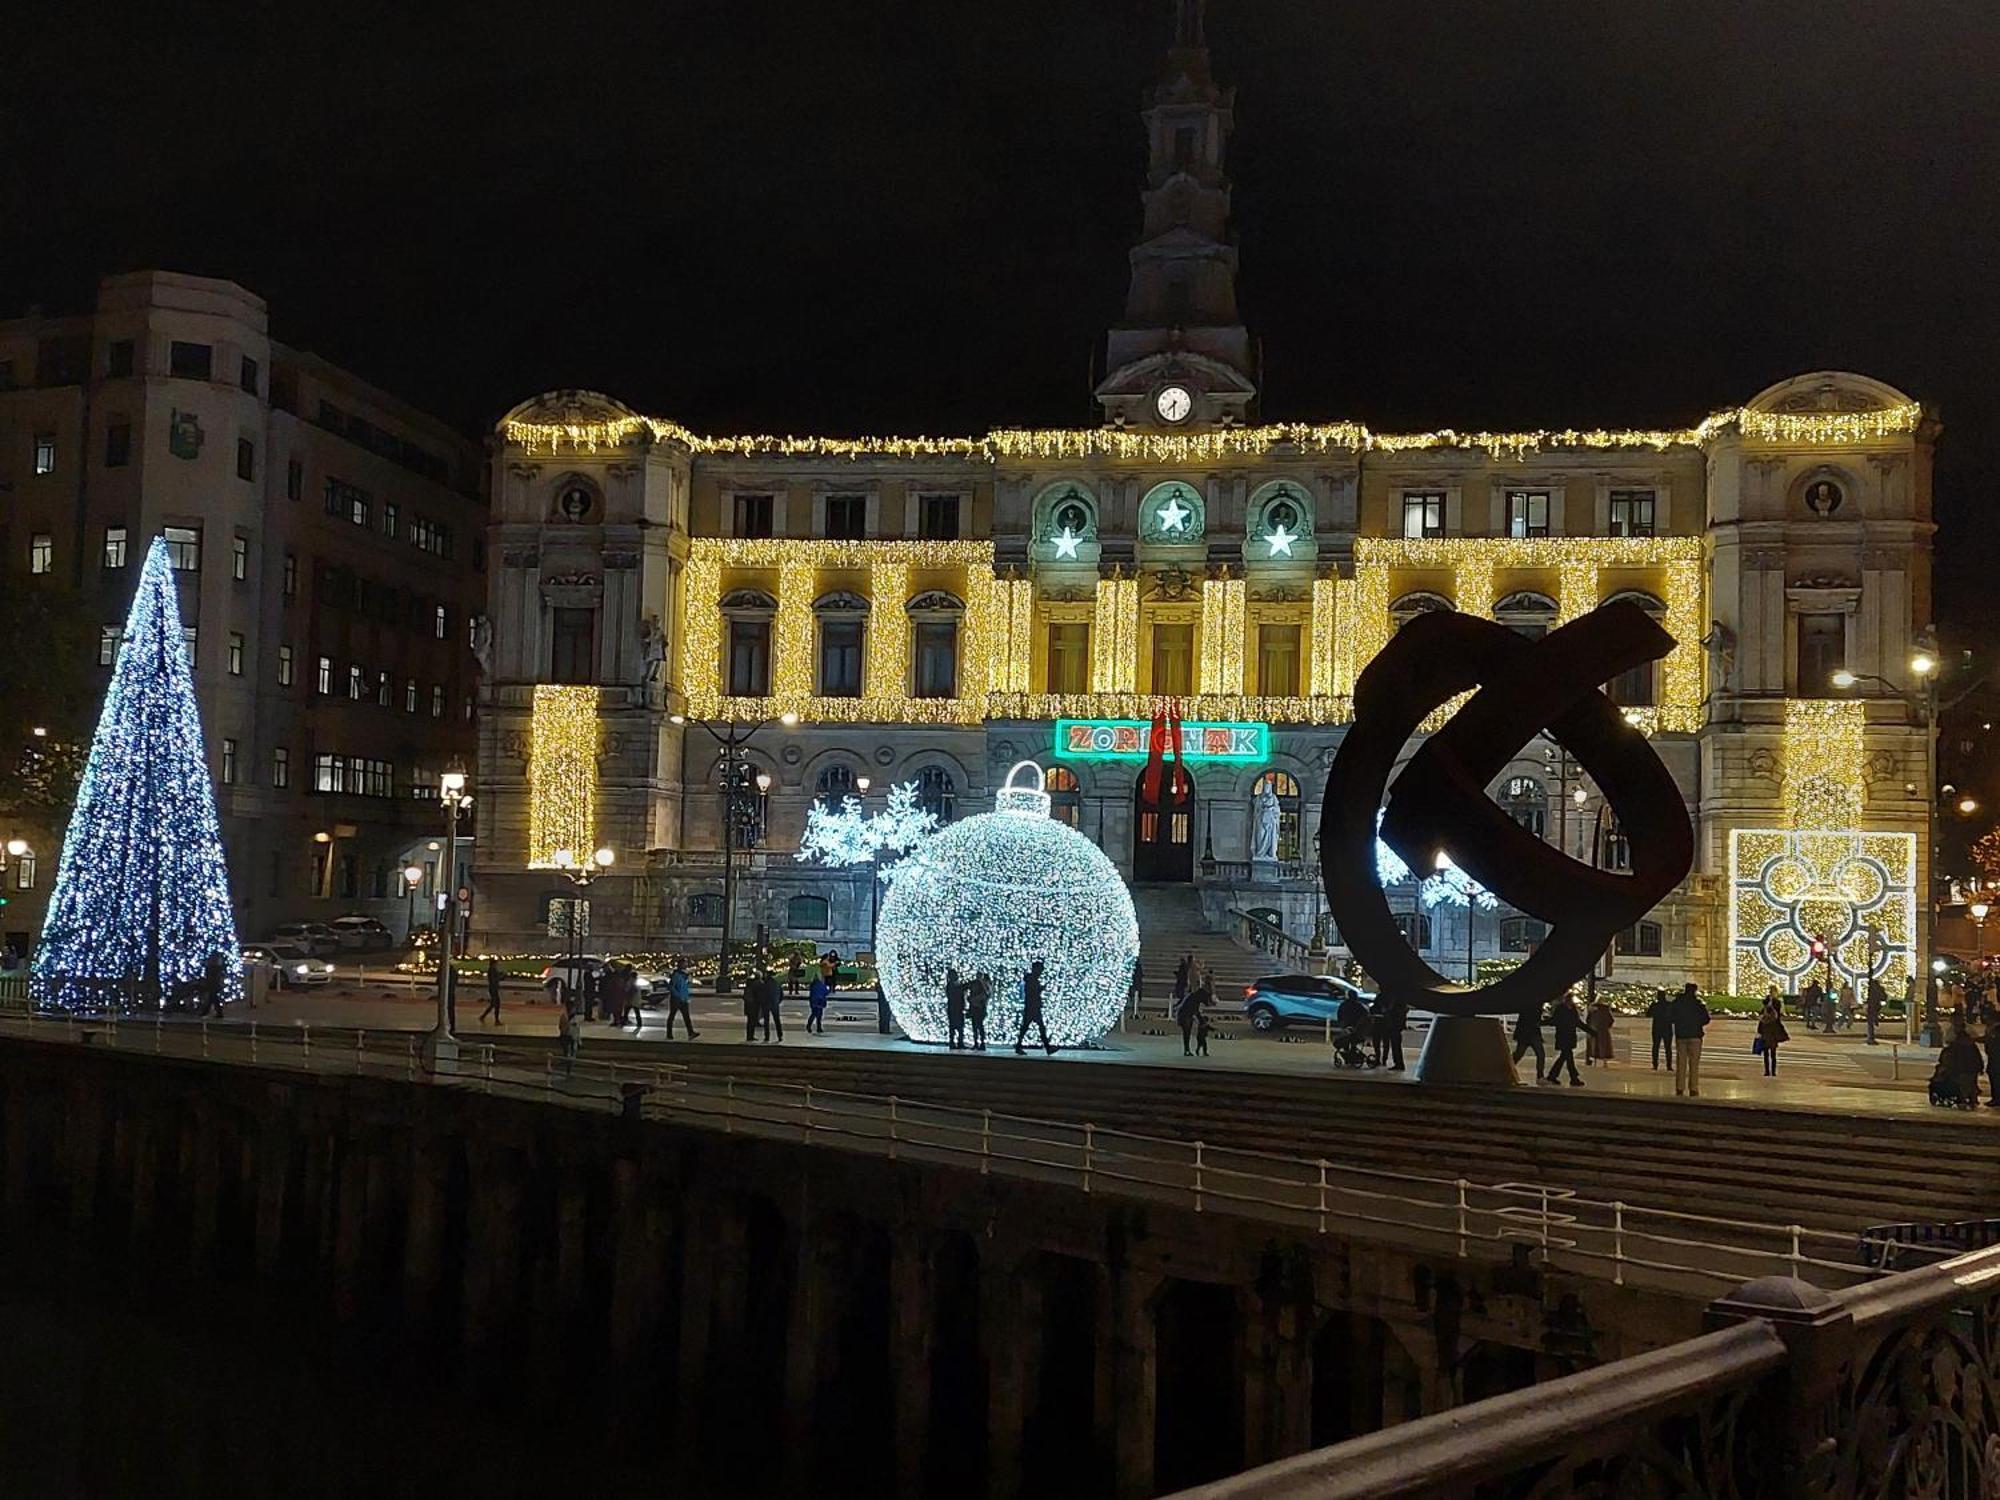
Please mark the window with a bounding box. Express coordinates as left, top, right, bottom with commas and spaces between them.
13, 852, 36, 890
434, 603, 448, 640
103, 527, 128, 569
1500, 776, 1547, 838
786, 895, 830, 932
915, 766, 956, 823
1045, 765, 1082, 828
105, 421, 131, 468
382, 502, 399, 540
236, 437, 255, 481
377, 671, 391, 707
231, 535, 248, 581
351, 758, 395, 798
316, 655, 333, 694
164, 526, 200, 571
1500, 917, 1549, 953
1047, 622, 1090, 694
29, 534, 52, 574
227, 632, 244, 676
817, 618, 863, 697
1252, 769, 1303, 859
687, 893, 724, 928
315, 753, 346, 793
1401, 491, 1444, 539
1798, 614, 1847, 696
107, 339, 134, 378
1599, 820, 1632, 872
407, 516, 451, 557
1506, 491, 1550, 538
271, 747, 290, 789
1495, 591, 1556, 642
824, 494, 866, 539
815, 763, 861, 805
1616, 920, 1663, 957
551, 607, 596, 684
277, 644, 294, 687
286, 458, 302, 501
1394, 912, 1433, 950
282, 552, 297, 597
240, 355, 259, 395
1609, 490, 1655, 537
733, 493, 774, 538
1150, 623, 1193, 695
326, 478, 371, 528
169, 341, 212, 379
182, 626, 197, 662
918, 494, 961, 540
221, 738, 238, 785
914, 621, 958, 698
405, 679, 418, 713
32, 434, 54, 475
98, 626, 121, 666
431, 685, 444, 718
728, 619, 771, 696
348, 665, 366, 700
1256, 624, 1301, 697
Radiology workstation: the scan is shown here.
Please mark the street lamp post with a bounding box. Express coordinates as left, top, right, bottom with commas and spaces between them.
402, 863, 423, 944
855, 776, 881, 949
552, 846, 617, 979
429, 762, 472, 1062
673, 711, 794, 992
1974, 899, 1991, 971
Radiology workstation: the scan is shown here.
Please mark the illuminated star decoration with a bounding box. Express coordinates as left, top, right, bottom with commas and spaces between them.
1052, 526, 1083, 560
1156, 494, 1191, 533
1265, 522, 1299, 558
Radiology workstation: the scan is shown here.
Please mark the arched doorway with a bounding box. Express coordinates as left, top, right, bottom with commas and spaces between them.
1133, 768, 1195, 883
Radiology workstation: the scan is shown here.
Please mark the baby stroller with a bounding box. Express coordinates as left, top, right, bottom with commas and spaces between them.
1329, 995, 1372, 1069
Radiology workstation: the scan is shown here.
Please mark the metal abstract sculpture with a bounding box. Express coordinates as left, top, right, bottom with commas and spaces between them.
1320, 602, 1694, 1018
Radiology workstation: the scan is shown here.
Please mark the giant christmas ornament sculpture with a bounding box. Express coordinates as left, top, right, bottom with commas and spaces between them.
876, 761, 1138, 1046
32, 537, 241, 1013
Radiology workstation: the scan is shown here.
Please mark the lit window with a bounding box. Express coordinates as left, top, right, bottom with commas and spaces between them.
163, 526, 201, 571
317, 655, 333, 695
348, 665, 366, 700
98, 626, 121, 666
915, 766, 956, 823
1401, 492, 1444, 539
221, 738, 238, 785
277, 644, 294, 687
13, 852, 36, 890
282, 553, 298, 598
314, 753, 346, 793
32, 434, 54, 475
1500, 776, 1547, 838
1615, 920, 1662, 956
103, 527, 128, 569
1608, 490, 1656, 538
405, 679, 418, 713
231, 535, 248, 581
1506, 491, 1550, 538
434, 604, 447, 640
182, 626, 197, 663
29, 534, 52, 574
272, 747, 290, 789
377, 671, 391, 707
227, 632, 244, 676
431, 684, 445, 718
383, 502, 399, 539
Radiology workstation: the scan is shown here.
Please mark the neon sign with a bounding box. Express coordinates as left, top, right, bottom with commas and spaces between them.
1052, 719, 1271, 762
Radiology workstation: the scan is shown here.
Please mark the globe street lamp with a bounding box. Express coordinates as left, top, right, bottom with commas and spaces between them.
1973, 899, 1991, 970
677, 715, 792, 993
552, 845, 616, 980
429, 762, 472, 1063
402, 863, 424, 945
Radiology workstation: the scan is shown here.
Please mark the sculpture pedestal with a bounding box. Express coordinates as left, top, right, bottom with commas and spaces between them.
1411, 1016, 1517, 1086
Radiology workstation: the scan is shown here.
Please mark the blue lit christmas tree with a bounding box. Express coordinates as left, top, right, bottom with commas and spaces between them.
31, 537, 240, 1012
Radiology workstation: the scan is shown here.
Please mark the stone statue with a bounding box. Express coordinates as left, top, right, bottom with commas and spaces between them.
470, 614, 494, 678
1250, 782, 1281, 862
638, 610, 666, 685
1699, 622, 1736, 695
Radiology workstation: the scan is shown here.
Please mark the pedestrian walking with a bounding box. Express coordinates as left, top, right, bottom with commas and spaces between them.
1586, 996, 1615, 1066
1511, 999, 1547, 1079
1379, 994, 1408, 1072
1647, 989, 1674, 1071
788, 951, 804, 998
1836, 979, 1856, 1033
558, 997, 580, 1072
1128, 960, 1145, 1018
1195, 1005, 1211, 1057
807, 972, 830, 1034
1172, 953, 1191, 1007
945, 966, 967, 1050
1757, 993, 1789, 1077
760, 967, 784, 1042
1014, 959, 1055, 1055
1671, 982, 1711, 1097
967, 972, 990, 1050
480, 956, 504, 1026
582, 963, 599, 1023
1174, 981, 1203, 1057
1547, 994, 1588, 1086
664, 959, 698, 1039
1865, 976, 1886, 1045
624, 966, 646, 1031
743, 974, 764, 1042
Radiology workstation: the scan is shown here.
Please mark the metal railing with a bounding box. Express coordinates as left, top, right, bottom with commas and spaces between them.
0, 1006, 1880, 1298
1226, 907, 1316, 966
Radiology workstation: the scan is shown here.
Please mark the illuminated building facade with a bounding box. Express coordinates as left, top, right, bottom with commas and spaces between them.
470, 9, 1937, 994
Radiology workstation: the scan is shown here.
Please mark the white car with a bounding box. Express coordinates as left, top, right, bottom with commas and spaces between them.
328, 914, 393, 950
269, 922, 341, 956
244, 943, 335, 988
541, 958, 652, 1002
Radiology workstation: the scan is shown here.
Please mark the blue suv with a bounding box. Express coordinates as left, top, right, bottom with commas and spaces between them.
1241, 972, 1376, 1032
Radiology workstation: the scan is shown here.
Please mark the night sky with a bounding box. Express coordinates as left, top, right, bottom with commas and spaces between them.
8, 0, 1998, 622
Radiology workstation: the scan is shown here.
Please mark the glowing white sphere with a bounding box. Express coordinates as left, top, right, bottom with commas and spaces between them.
876, 766, 1138, 1047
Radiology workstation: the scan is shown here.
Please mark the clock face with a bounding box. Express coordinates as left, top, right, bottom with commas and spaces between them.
1155, 385, 1193, 424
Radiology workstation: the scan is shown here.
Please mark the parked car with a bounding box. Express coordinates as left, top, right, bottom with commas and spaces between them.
243, 943, 336, 988
328, 914, 393, 950
269, 922, 341, 956
540, 958, 653, 1003
1242, 972, 1438, 1039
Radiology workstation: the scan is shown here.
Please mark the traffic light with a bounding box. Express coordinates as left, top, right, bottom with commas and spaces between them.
1809, 937, 1828, 963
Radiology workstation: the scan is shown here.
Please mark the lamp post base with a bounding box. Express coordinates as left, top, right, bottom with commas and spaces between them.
424, 1026, 459, 1072
1411, 1015, 1518, 1086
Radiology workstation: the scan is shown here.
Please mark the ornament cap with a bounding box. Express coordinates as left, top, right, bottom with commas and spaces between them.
997, 759, 1053, 818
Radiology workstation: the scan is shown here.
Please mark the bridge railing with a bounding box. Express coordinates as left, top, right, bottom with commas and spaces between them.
0, 1006, 1874, 1297
1225, 908, 1316, 967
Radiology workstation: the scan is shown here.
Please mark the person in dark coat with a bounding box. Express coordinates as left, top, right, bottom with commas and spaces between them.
1800, 977, 1824, 1033
1646, 990, 1674, 1071
1379, 995, 1409, 1072
581, 963, 599, 1023
807, 972, 830, 1034
1757, 994, 1789, 1077
787, 951, 804, 998
1865, 976, 1887, 1045
1174, 979, 1208, 1057
1014, 959, 1054, 1055
945, 966, 967, 1049
1670, 983, 1711, 1097
199, 951, 228, 1016
1547, 995, 1590, 1085
480, 957, 504, 1026
760, 968, 784, 1042
1512, 1000, 1547, 1079
743, 972, 764, 1042
1172, 954, 1192, 1007
1128, 960, 1145, 1018
665, 960, 698, 1039
967, 972, 990, 1050
1935, 1028, 1984, 1107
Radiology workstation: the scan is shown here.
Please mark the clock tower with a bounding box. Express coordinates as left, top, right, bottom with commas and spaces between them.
1095, 0, 1257, 428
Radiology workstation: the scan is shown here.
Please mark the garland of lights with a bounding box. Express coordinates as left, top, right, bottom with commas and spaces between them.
875, 761, 1138, 1047
529, 685, 599, 867
31, 538, 241, 1013
504, 403, 1925, 462
1783, 699, 1867, 831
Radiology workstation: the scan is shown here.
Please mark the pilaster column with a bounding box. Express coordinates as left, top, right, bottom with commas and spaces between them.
783, 1216, 835, 1488
608, 1159, 668, 1367
892, 1234, 932, 1498
985, 1252, 1039, 1500
1110, 1268, 1161, 1500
